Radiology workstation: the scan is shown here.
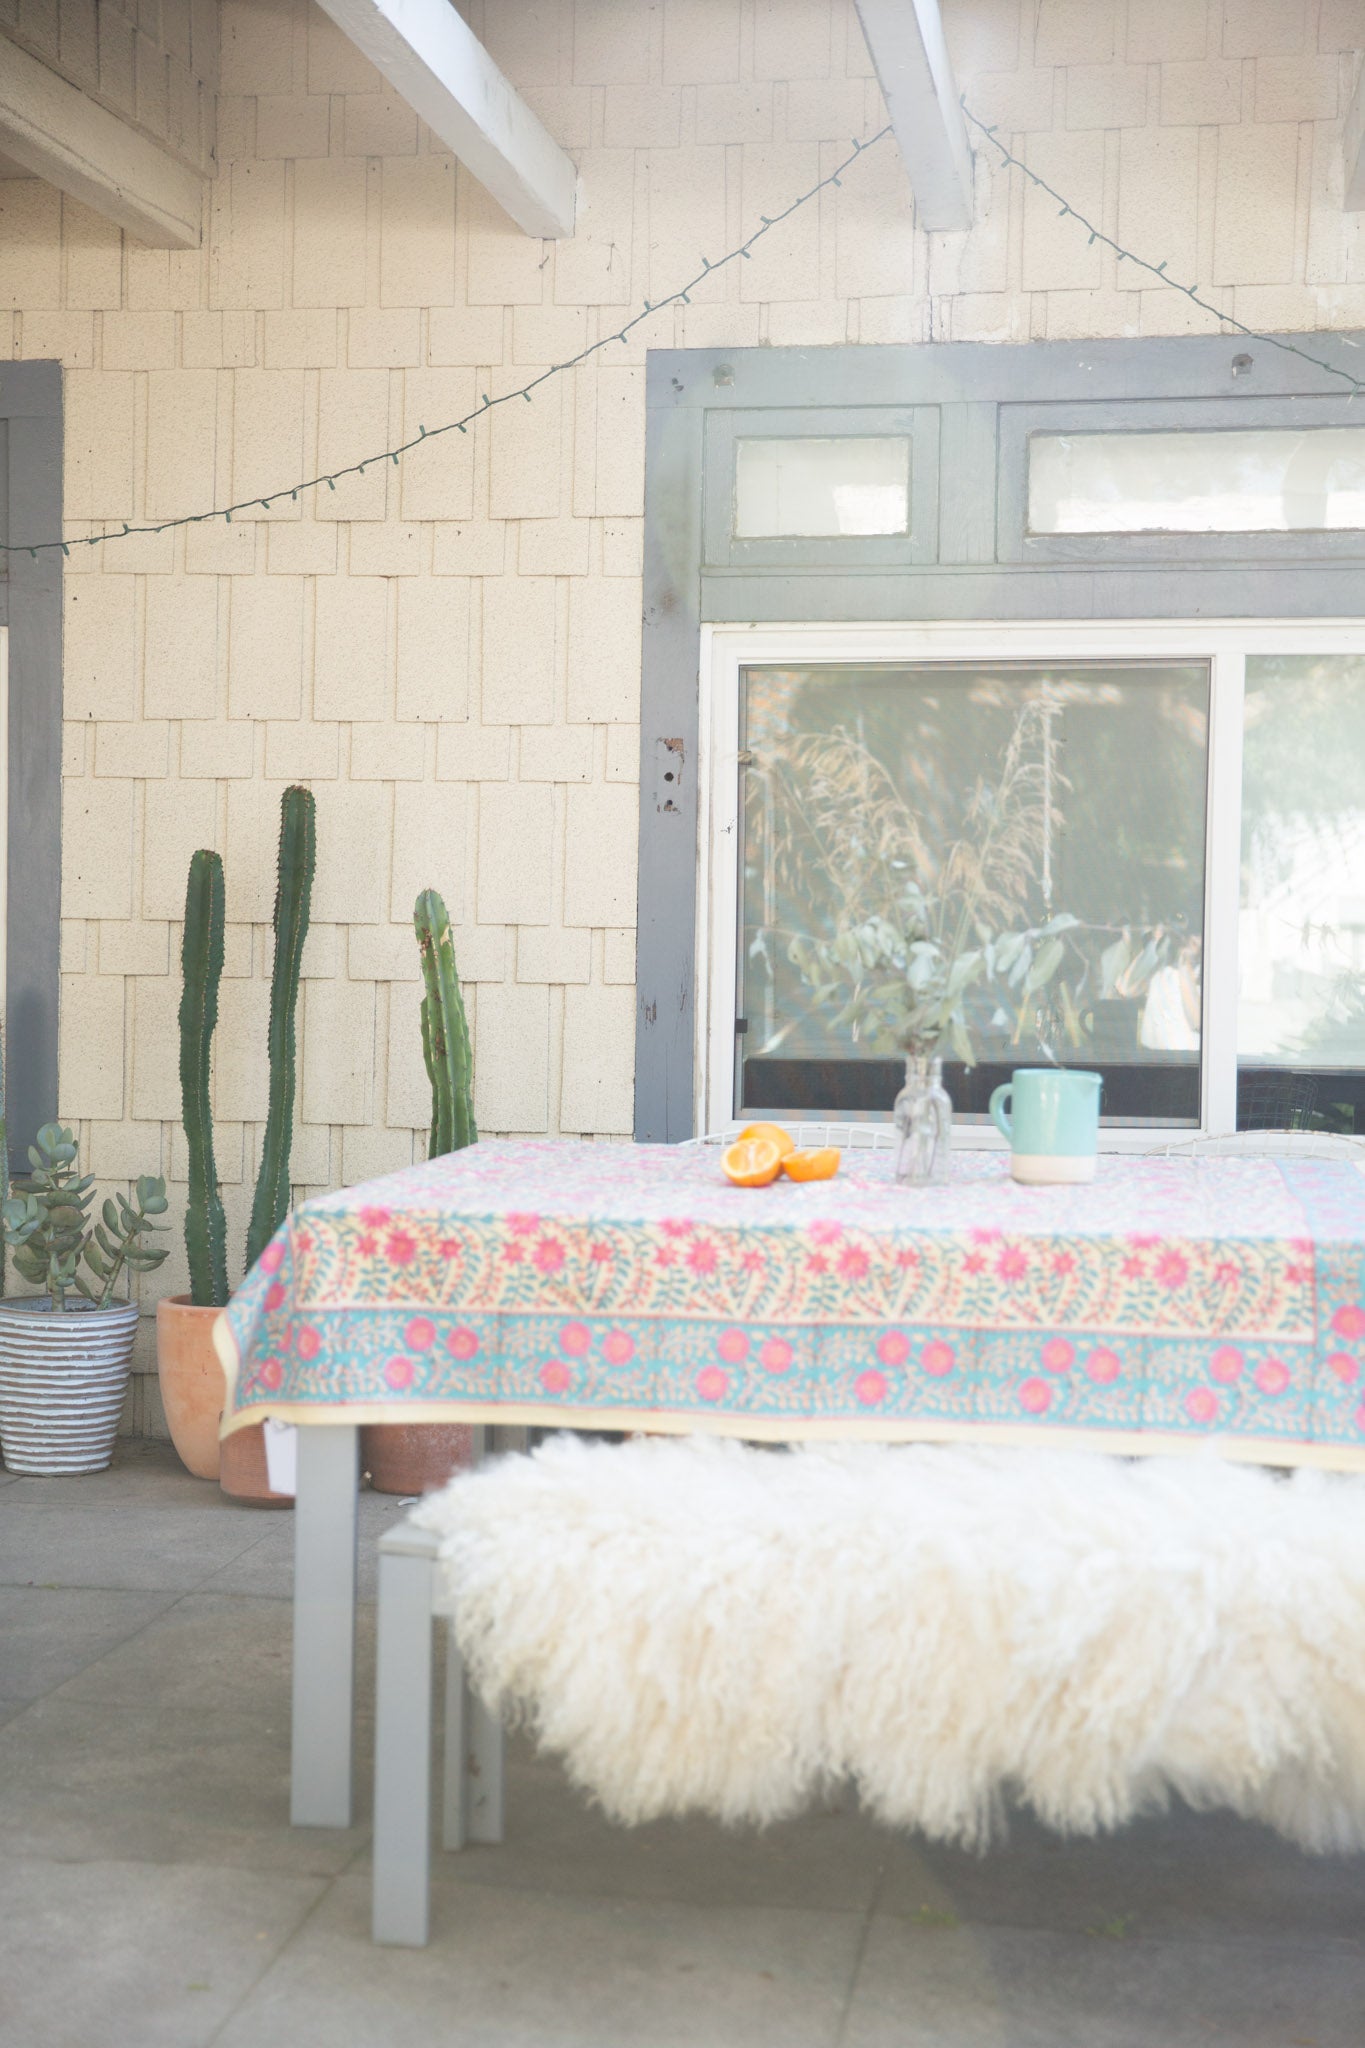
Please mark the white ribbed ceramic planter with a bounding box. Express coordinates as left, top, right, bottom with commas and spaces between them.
0, 1298, 140, 1476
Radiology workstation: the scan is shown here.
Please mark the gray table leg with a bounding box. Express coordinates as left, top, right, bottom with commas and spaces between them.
291, 1424, 359, 1828
441, 1634, 505, 1849
373, 1531, 436, 1946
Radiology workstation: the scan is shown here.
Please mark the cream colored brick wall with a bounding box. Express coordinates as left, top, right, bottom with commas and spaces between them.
3, 0, 1365, 1429
0, 0, 219, 179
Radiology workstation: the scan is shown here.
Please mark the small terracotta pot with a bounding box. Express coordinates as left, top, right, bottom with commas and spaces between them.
220, 1419, 294, 1508
155, 1295, 226, 1480
361, 1423, 475, 1497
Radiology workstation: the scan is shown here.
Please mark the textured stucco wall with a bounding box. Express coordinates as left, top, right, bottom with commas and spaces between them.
0, 0, 1362, 1431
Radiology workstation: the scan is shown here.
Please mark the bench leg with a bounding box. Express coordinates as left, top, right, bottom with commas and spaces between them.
441, 1630, 505, 1849
372, 1545, 435, 1947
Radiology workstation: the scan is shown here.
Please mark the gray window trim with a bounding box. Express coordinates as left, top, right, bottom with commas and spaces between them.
636, 332, 1365, 1142
0, 361, 62, 1163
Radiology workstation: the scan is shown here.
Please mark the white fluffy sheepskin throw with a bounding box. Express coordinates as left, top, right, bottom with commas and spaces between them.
410, 1434, 1365, 1854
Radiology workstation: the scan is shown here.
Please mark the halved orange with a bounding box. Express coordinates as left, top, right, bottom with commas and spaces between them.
722, 1137, 783, 1187
782, 1147, 841, 1182
737, 1122, 796, 1159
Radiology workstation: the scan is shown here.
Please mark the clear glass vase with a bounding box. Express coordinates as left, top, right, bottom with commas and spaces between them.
893, 1054, 953, 1185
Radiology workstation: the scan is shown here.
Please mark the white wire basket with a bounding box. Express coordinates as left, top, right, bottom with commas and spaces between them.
683, 1121, 897, 1153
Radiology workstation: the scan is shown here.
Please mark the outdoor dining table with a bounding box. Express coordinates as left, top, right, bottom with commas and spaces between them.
216, 1136, 1365, 1829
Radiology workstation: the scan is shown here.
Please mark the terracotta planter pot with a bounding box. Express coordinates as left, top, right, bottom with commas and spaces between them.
0, 1297, 140, 1476
362, 1423, 475, 1497
220, 1418, 294, 1508
155, 1295, 225, 1480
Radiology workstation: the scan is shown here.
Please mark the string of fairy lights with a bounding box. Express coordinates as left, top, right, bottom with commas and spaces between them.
4, 95, 1361, 559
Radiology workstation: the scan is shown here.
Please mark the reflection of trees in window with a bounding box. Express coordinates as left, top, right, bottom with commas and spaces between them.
741, 663, 1209, 1070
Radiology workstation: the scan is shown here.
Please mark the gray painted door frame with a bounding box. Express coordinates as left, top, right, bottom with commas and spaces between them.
637, 331, 1365, 1142
0, 360, 62, 1161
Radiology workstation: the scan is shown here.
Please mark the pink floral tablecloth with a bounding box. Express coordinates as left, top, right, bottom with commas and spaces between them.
216, 1141, 1365, 1468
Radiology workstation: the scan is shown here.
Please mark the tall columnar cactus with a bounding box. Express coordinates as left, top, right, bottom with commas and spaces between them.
415, 889, 476, 1158
180, 849, 229, 1308
246, 786, 316, 1271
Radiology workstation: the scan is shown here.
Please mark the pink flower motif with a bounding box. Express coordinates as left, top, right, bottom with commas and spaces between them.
1041, 1338, 1074, 1375
877, 1331, 911, 1368
963, 1252, 987, 1276
1052, 1252, 1077, 1278
386, 1231, 417, 1266
921, 1340, 955, 1379
507, 1213, 540, 1236
717, 1328, 749, 1364
502, 1243, 525, 1264
896, 1247, 920, 1268
439, 1238, 462, 1260
968, 1226, 1002, 1245
1328, 1351, 1359, 1385
1019, 1377, 1052, 1415
533, 1237, 564, 1274
357, 1234, 376, 1257
662, 1219, 692, 1238
540, 1360, 571, 1395
838, 1246, 870, 1280
590, 1242, 613, 1264
686, 1240, 718, 1276
854, 1369, 887, 1407
257, 1357, 283, 1392
1086, 1346, 1121, 1385
654, 1246, 676, 1268
996, 1246, 1027, 1282
807, 1253, 829, 1275
384, 1355, 415, 1391
697, 1365, 728, 1402
1285, 1263, 1313, 1286
760, 1338, 793, 1374
1129, 1233, 1160, 1250
259, 1241, 285, 1275
1210, 1346, 1243, 1385
265, 1281, 286, 1312
296, 1326, 321, 1362
1213, 1261, 1241, 1288
1255, 1358, 1290, 1397
359, 1207, 392, 1229
603, 1331, 635, 1367
1154, 1250, 1189, 1291
1186, 1387, 1219, 1425
295, 1233, 312, 1255
808, 1220, 843, 1246
1333, 1305, 1365, 1340
405, 1317, 435, 1351
741, 1250, 765, 1273
446, 1326, 479, 1361
560, 1322, 591, 1356
1120, 1255, 1144, 1280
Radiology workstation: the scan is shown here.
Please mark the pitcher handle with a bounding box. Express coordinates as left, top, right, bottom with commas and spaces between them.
989, 1083, 1013, 1141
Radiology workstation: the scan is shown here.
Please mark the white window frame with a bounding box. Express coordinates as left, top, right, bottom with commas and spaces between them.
697, 618, 1365, 1150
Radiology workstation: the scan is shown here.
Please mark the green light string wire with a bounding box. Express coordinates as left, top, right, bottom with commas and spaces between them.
8, 99, 1361, 558
958, 98, 1364, 396
1, 127, 894, 558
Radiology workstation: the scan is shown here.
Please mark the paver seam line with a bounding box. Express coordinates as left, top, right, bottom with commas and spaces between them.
200, 1864, 345, 2048
834, 1850, 888, 2048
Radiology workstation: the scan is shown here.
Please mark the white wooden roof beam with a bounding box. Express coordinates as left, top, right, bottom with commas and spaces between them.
853, 0, 974, 232
0, 31, 204, 247
311, 0, 577, 238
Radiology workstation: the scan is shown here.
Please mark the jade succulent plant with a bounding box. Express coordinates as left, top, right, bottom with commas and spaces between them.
2, 1124, 169, 1311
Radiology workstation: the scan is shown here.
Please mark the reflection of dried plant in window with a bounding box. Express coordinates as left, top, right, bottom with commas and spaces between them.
760, 701, 1067, 1062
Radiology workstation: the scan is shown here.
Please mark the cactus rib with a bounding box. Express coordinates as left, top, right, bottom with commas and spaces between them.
180, 849, 229, 1307
415, 888, 476, 1157
247, 786, 316, 1271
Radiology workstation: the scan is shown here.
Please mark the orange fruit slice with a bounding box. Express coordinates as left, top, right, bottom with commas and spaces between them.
722, 1137, 783, 1187
782, 1148, 841, 1182
737, 1122, 796, 1159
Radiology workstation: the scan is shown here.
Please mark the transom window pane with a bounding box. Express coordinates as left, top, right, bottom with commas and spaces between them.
1238, 655, 1365, 1132
1029, 428, 1365, 534
739, 662, 1209, 1125
734, 436, 910, 538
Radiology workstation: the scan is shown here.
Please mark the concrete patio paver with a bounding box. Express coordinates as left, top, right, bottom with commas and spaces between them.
1, 1442, 1363, 2046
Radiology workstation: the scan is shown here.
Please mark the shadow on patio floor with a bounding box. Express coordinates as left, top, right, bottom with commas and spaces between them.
1, 1441, 1363, 2047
